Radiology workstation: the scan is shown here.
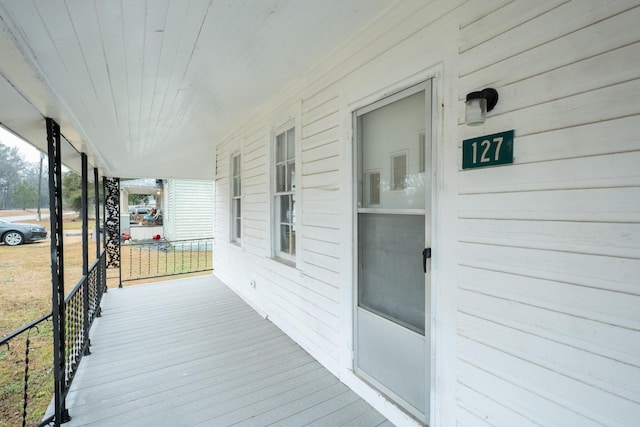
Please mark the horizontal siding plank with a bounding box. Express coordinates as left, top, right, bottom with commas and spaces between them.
457, 356, 604, 427
302, 140, 340, 164
482, 41, 640, 117
302, 225, 342, 246
457, 334, 639, 426
458, 263, 640, 329
507, 116, 640, 164
458, 0, 511, 29
244, 182, 267, 196
302, 170, 341, 189
458, 187, 640, 223
302, 212, 341, 229
458, 241, 639, 296
300, 274, 340, 304
302, 126, 340, 151
302, 237, 340, 259
259, 277, 340, 341
242, 236, 267, 252
302, 110, 340, 139
459, 219, 640, 259
303, 199, 343, 215
244, 174, 268, 189
458, 287, 640, 369
299, 261, 342, 289
456, 382, 540, 427
302, 187, 342, 202
459, 0, 568, 53
302, 95, 339, 127
459, 151, 640, 195
459, 312, 640, 403
459, 0, 639, 77
461, 78, 640, 138
303, 87, 340, 114
302, 156, 340, 176
244, 141, 267, 160
302, 249, 341, 275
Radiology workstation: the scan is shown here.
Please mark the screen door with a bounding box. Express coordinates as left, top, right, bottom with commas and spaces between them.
355, 81, 432, 421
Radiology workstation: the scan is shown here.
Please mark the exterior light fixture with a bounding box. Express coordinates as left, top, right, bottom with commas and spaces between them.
465, 88, 498, 126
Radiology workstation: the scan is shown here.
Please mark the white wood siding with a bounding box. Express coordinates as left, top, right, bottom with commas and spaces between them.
164, 179, 214, 241
214, 1, 640, 425
455, 1, 640, 426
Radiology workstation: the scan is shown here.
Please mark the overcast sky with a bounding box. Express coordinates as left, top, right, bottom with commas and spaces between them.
0, 126, 43, 163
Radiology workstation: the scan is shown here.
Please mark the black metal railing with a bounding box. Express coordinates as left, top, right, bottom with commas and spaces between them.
0, 314, 53, 427
121, 237, 214, 283
62, 251, 107, 390
0, 250, 107, 427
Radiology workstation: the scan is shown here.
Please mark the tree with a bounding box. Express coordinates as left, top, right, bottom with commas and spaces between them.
61, 171, 100, 212
62, 171, 82, 211
129, 193, 149, 205
0, 143, 28, 209
10, 180, 38, 209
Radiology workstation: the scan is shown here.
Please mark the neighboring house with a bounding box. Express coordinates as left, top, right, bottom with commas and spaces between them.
162, 179, 214, 241
120, 178, 214, 241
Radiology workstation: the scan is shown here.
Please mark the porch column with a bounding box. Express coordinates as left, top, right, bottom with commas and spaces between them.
104, 177, 122, 287
46, 117, 70, 425
81, 154, 91, 355
94, 167, 105, 311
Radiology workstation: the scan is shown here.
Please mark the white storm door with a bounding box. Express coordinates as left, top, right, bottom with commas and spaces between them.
355, 81, 432, 422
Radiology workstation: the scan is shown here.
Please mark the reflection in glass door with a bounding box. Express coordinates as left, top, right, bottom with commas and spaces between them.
355, 81, 432, 421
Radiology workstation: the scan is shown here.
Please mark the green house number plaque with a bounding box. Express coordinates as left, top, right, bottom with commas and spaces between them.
462, 129, 514, 169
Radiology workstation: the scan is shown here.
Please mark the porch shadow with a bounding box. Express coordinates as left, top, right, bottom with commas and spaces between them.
60, 275, 392, 426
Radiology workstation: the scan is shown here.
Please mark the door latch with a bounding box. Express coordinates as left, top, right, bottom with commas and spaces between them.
423, 248, 431, 273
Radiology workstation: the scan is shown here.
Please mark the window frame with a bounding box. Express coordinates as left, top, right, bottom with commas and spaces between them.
272, 123, 298, 263
230, 152, 242, 244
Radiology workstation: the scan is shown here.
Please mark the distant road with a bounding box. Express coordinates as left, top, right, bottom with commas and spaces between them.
1, 212, 75, 222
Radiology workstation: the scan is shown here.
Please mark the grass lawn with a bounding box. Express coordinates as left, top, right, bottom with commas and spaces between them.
1, 209, 213, 425
1, 211, 87, 426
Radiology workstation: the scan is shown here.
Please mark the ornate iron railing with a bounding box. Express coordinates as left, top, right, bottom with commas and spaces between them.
121, 237, 214, 283
0, 314, 53, 427
0, 251, 107, 427
62, 251, 107, 390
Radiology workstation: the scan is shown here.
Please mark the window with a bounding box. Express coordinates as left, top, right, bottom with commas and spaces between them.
391, 152, 407, 190
366, 171, 381, 206
274, 127, 296, 259
231, 153, 241, 243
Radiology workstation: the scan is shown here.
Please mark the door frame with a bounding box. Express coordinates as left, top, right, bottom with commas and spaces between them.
350, 77, 438, 423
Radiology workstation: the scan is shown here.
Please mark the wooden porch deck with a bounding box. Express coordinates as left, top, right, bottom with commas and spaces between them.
62, 275, 391, 426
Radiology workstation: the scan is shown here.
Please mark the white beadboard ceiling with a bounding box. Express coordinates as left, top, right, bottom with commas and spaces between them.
0, 0, 391, 179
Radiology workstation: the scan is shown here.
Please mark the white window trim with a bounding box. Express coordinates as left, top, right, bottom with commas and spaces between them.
230, 151, 242, 244
270, 102, 302, 265
272, 124, 296, 263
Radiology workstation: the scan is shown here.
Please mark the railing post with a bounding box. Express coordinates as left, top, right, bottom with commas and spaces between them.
104, 177, 121, 287
94, 168, 104, 314
81, 154, 91, 356
94, 168, 101, 259
46, 117, 70, 425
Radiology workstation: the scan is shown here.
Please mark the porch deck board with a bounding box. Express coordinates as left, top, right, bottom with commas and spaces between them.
63, 275, 390, 426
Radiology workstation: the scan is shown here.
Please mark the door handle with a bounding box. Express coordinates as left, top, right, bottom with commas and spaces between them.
422, 248, 431, 273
